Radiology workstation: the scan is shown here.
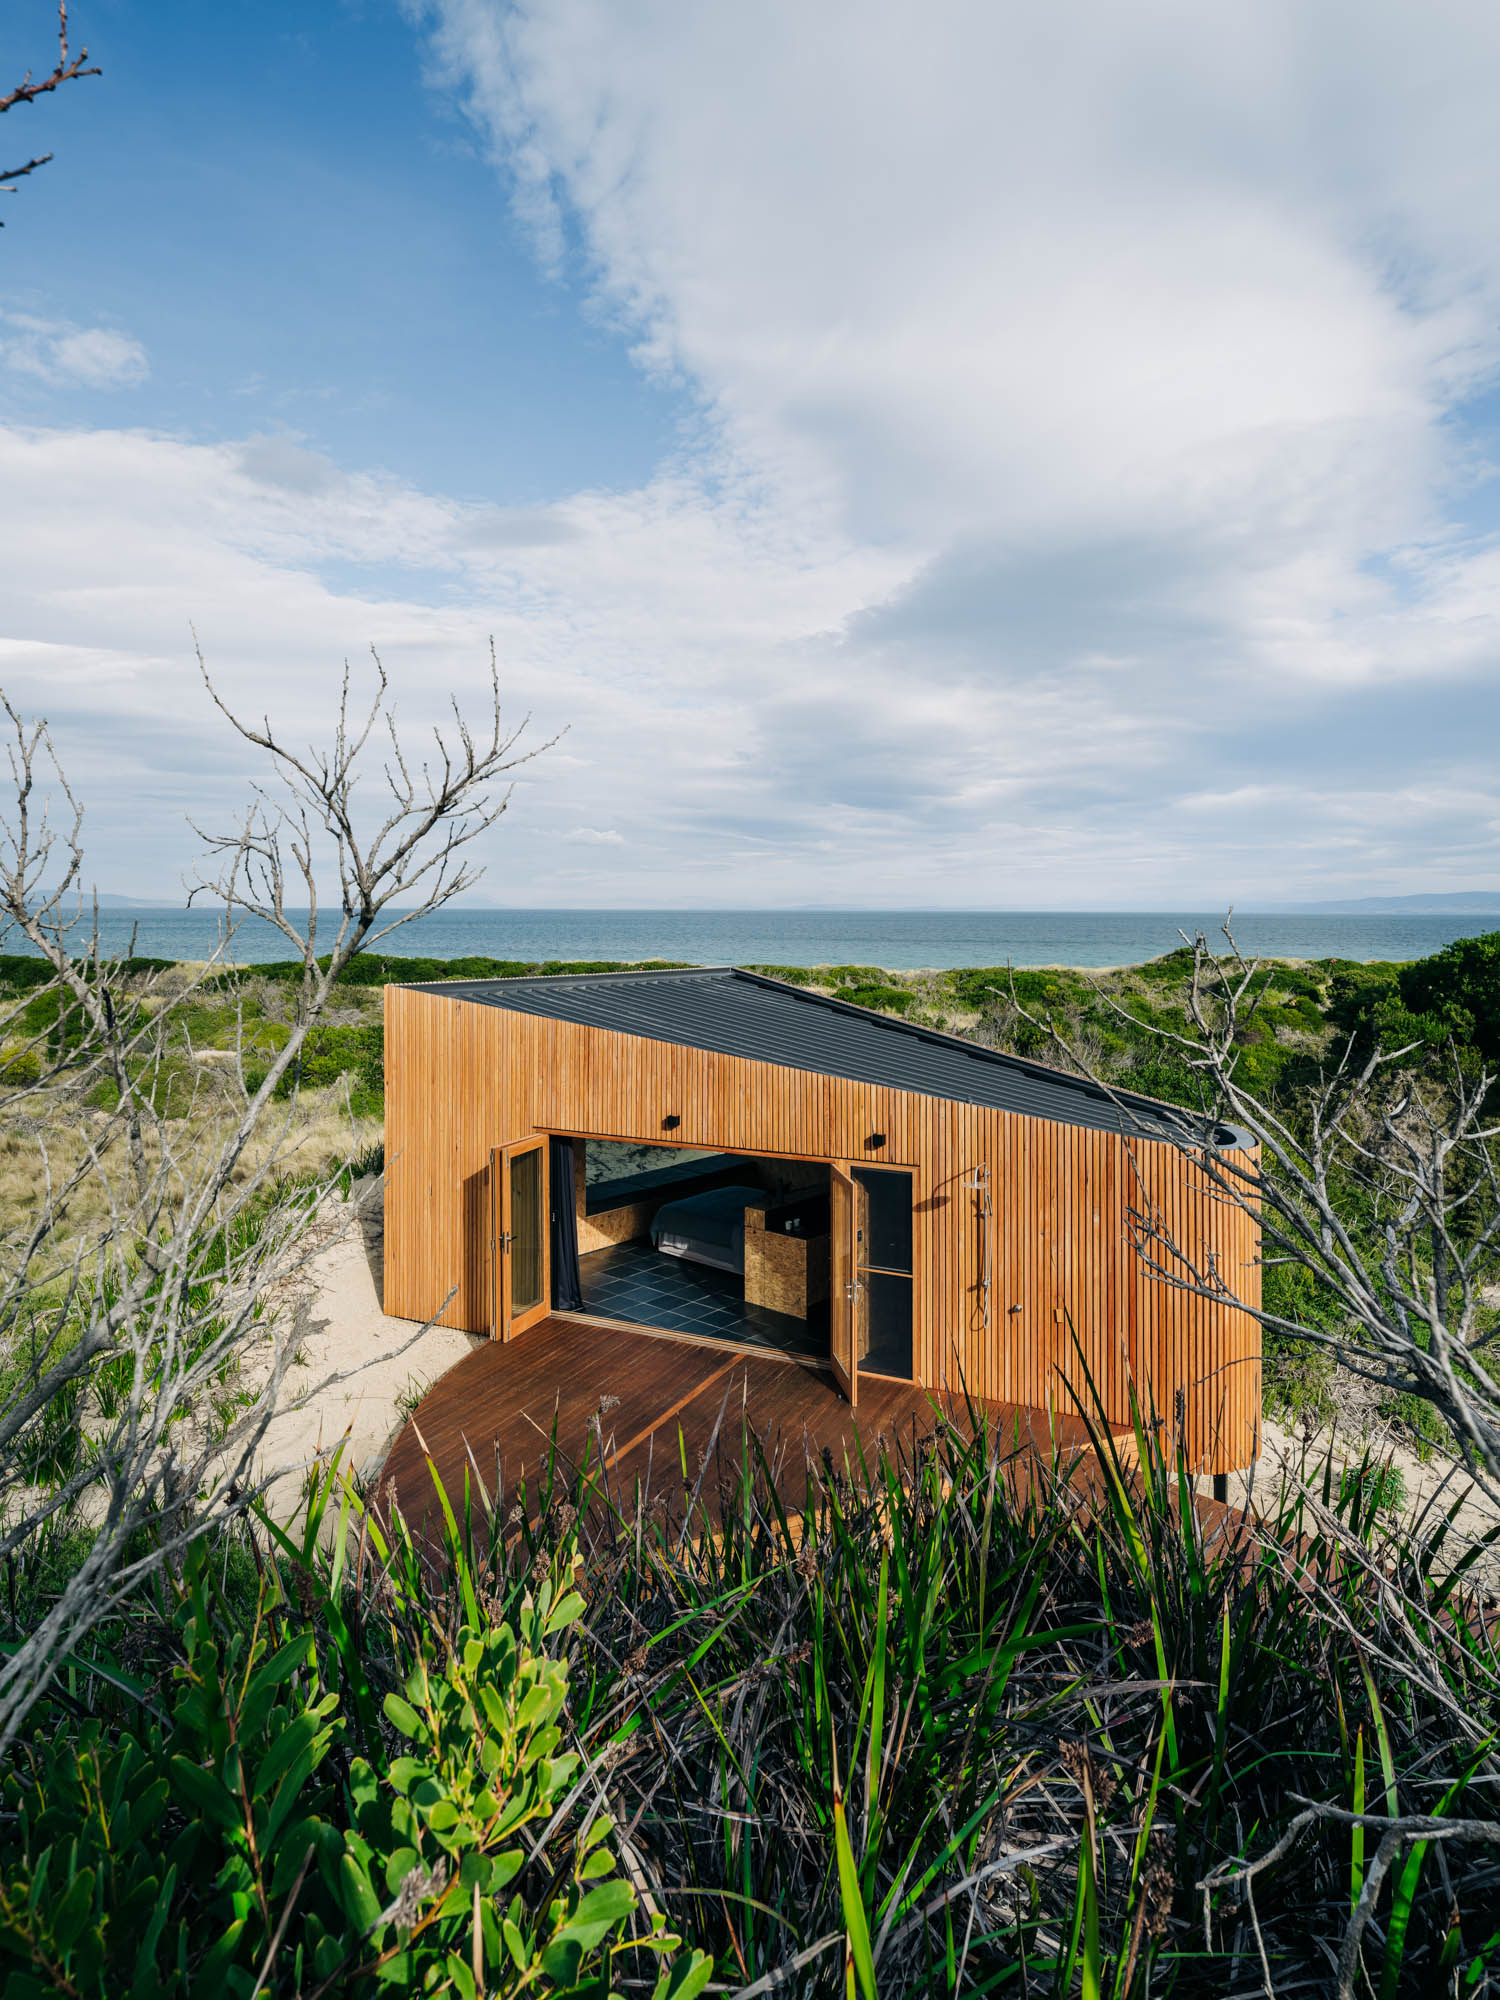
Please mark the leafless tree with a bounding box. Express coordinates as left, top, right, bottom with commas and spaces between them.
1014, 921, 1500, 1510
1, 4, 100, 212
0, 644, 549, 1756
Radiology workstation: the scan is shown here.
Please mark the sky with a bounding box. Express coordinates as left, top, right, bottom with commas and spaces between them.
1, 0, 1499, 910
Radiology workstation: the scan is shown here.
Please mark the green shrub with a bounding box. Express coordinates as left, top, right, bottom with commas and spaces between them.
442, 1401, 1497, 1994
230, 955, 693, 989
1263, 1332, 1337, 1430
0, 1047, 41, 1086
742, 964, 815, 986
815, 963, 887, 987
277, 1023, 384, 1115
0, 956, 65, 994
1136, 946, 1200, 984
7, 1404, 1500, 1994
831, 981, 913, 1014
1381, 1388, 1449, 1463
1338, 1457, 1407, 1520
0, 1513, 709, 2000
944, 966, 1012, 1010
16, 987, 93, 1060
1400, 931, 1500, 1059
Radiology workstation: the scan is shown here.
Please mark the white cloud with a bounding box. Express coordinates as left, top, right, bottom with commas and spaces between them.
401, 0, 1500, 896
0, 314, 148, 388
4, 2, 1500, 904
0, 408, 1494, 909
421, 0, 1500, 558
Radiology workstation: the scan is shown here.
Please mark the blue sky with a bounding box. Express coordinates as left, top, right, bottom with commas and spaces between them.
2, 0, 1499, 908
2, 0, 679, 499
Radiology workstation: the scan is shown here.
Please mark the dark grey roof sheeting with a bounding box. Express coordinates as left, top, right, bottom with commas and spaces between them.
399, 966, 1244, 1146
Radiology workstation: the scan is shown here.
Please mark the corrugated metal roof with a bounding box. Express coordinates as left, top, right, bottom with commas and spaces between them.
399, 965, 1238, 1145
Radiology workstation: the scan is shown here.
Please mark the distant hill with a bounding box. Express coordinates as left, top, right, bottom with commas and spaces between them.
1262, 892, 1500, 915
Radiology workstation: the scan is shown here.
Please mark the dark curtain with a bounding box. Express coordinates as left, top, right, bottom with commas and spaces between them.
549, 1135, 584, 1312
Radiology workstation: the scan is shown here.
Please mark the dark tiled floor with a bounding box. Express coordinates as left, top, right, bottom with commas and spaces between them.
579, 1239, 828, 1360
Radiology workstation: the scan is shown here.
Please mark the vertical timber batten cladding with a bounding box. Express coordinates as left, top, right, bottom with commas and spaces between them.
384, 967, 1262, 1474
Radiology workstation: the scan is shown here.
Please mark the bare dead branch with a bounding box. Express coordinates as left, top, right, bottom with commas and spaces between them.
0, 640, 551, 1753
1009, 917, 1500, 1508
0, 4, 100, 212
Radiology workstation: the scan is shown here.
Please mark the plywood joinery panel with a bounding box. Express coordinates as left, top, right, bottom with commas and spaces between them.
384, 986, 1263, 1473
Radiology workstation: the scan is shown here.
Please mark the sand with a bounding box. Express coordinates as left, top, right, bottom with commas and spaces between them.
1211, 1412, 1499, 1581
253, 1176, 480, 1526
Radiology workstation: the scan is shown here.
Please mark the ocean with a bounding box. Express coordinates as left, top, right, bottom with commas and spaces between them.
6, 906, 1497, 970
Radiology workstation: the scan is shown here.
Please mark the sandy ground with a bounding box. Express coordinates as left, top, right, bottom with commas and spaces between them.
1213, 1412, 1500, 1580
254, 1177, 480, 1527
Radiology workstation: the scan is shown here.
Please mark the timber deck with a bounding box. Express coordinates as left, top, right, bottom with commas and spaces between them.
379, 1313, 1126, 1539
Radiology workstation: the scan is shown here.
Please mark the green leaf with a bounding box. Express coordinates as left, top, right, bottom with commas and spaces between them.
244, 1632, 314, 1713
831, 1740, 876, 2000
658, 1951, 715, 2000
543, 1589, 585, 1636
195, 1914, 249, 1987
252, 1713, 324, 1803
444, 1951, 477, 2000
540, 1937, 584, 1985
514, 1683, 555, 1735
383, 1695, 423, 1739
557, 1878, 635, 1953
339, 1851, 382, 1934
263, 1745, 330, 1853
50, 1868, 96, 1954
167, 1758, 242, 1833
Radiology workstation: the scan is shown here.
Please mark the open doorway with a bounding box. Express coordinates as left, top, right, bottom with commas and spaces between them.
561, 1139, 832, 1361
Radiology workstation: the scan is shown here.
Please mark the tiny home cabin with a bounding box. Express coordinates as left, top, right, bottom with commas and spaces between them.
384, 967, 1261, 1474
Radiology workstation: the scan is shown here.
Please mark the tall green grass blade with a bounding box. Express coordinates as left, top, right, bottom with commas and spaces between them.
831, 1729, 877, 2000
1357, 1654, 1399, 1823
1080, 1792, 1102, 2000
1379, 1739, 1493, 2000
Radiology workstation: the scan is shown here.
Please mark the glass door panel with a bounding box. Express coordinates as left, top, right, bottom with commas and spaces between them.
829, 1161, 858, 1407
489, 1138, 551, 1342
852, 1166, 913, 1379
509, 1145, 544, 1315
861, 1271, 913, 1378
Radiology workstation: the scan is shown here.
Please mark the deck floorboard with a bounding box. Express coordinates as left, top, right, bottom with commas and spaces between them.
380, 1314, 1122, 1539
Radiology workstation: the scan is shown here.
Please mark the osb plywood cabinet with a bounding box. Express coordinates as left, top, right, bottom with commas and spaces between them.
744, 1205, 830, 1320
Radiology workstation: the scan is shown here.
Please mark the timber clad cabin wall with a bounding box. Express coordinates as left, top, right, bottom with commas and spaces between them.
384, 985, 1262, 1473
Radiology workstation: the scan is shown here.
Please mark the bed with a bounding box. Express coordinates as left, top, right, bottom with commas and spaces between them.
650, 1185, 765, 1275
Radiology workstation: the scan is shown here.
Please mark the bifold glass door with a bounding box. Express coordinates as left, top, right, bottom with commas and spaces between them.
851, 1167, 913, 1378
830, 1162, 915, 1403
489, 1137, 550, 1342
830, 1163, 858, 1406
